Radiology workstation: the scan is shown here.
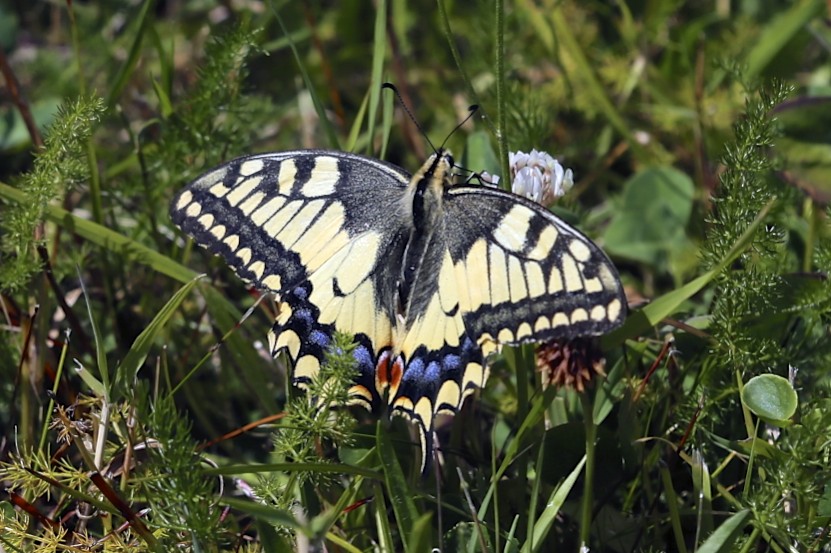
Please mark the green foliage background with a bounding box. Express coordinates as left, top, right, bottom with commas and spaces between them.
1, 0, 831, 551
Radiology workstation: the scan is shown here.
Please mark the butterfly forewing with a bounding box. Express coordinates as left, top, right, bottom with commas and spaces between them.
441, 186, 626, 342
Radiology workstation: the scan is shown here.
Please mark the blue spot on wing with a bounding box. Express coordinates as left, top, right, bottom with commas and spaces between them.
403, 357, 426, 382
443, 354, 461, 371
353, 344, 374, 372
292, 286, 309, 300
295, 308, 313, 323
309, 330, 330, 347
425, 361, 440, 381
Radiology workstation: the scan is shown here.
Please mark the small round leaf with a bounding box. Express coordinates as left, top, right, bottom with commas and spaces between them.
741, 374, 798, 426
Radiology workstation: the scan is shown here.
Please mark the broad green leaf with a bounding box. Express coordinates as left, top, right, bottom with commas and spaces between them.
741, 374, 798, 426
603, 166, 695, 267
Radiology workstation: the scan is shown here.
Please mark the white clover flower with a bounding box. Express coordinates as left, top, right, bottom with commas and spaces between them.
478, 171, 500, 187
509, 149, 573, 205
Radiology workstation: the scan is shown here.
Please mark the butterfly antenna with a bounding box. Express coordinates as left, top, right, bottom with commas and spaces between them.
382, 82, 438, 154
439, 104, 479, 152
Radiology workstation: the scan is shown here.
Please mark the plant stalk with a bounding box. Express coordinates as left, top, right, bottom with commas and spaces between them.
579, 391, 596, 548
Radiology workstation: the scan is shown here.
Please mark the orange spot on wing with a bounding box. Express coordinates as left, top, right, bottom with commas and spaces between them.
375, 350, 404, 402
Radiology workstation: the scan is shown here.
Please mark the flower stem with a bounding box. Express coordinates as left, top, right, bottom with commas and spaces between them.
580, 391, 597, 548
494, 0, 510, 190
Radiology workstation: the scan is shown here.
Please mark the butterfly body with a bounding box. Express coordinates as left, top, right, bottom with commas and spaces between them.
171, 149, 625, 468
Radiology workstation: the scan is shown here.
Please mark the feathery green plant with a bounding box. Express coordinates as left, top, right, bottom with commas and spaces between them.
0, 96, 104, 291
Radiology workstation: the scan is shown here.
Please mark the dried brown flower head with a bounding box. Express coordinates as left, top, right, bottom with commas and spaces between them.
536, 338, 606, 393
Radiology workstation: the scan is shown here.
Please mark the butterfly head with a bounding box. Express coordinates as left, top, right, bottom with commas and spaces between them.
412, 149, 456, 192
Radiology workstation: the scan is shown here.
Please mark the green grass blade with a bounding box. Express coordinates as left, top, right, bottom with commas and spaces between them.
376, 422, 418, 553
525, 444, 545, 549
207, 462, 381, 480
373, 481, 396, 552
478, 387, 553, 519
692, 449, 714, 544
261, 27, 311, 52
380, 86, 394, 159
521, 456, 586, 553
435, 0, 485, 125
77, 266, 110, 397
73, 359, 106, 397
407, 512, 434, 552
116, 275, 203, 388
147, 26, 174, 118
604, 196, 777, 345
745, 0, 825, 80
366, 0, 387, 157
310, 476, 365, 541
0, 182, 196, 283
0, 181, 267, 408
106, 0, 155, 107
270, 3, 339, 149
494, 0, 510, 188
660, 463, 688, 553
548, 8, 643, 159
346, 89, 371, 152
220, 497, 300, 530
696, 509, 753, 553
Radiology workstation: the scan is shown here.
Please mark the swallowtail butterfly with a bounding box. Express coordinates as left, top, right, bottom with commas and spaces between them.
171, 149, 625, 470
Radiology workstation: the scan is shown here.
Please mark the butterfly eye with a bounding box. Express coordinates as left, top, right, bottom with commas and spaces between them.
445, 153, 455, 168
